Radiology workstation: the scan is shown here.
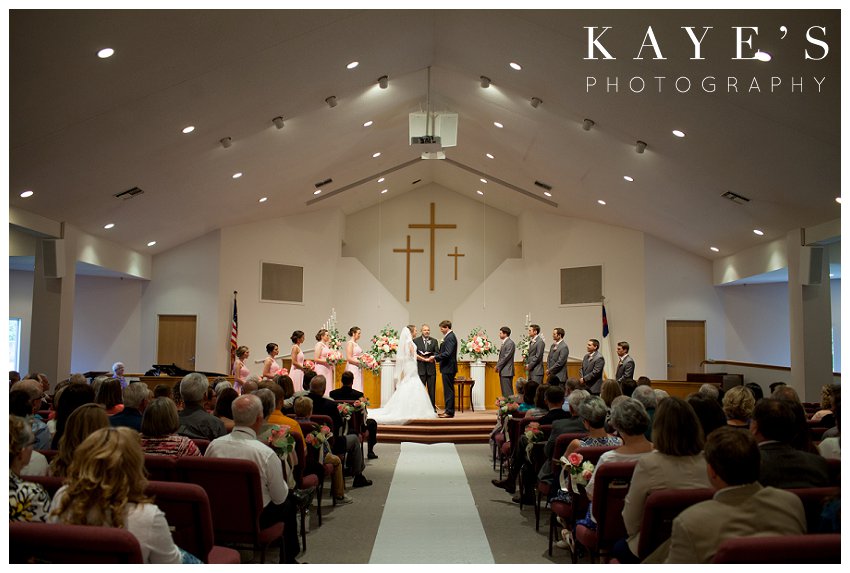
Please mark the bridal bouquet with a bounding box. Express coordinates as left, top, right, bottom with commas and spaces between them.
358, 353, 380, 373
326, 349, 345, 365
461, 327, 496, 359
370, 325, 399, 361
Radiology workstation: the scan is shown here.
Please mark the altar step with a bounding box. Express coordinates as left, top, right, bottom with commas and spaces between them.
376, 410, 497, 444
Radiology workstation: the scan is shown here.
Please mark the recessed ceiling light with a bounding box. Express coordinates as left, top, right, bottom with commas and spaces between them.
372, 152, 381, 158
543, 192, 552, 197
104, 223, 115, 230
477, 190, 484, 195
147, 241, 157, 247
672, 129, 686, 138
754, 50, 772, 62
347, 61, 359, 69
597, 200, 607, 206
753, 229, 764, 236
480, 178, 487, 184
509, 62, 522, 71
377, 177, 385, 183
20, 190, 33, 198
493, 122, 504, 128
182, 125, 195, 134
623, 175, 634, 182
259, 197, 268, 203
363, 120, 373, 127
232, 172, 243, 179
97, 48, 114, 59
380, 189, 388, 194
710, 247, 720, 253
486, 153, 494, 159
836, 197, 842, 204
313, 190, 322, 195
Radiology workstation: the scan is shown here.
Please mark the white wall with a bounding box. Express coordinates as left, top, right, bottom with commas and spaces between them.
644, 234, 726, 380
830, 278, 841, 372
9, 270, 34, 375
719, 282, 790, 366
71, 275, 143, 374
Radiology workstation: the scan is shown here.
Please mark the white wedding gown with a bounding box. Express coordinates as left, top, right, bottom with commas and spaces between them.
368, 328, 438, 425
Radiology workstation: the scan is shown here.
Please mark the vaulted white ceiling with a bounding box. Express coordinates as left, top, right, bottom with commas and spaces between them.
9, 9, 841, 262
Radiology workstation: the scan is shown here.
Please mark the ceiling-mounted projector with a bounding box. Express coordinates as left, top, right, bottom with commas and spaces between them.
409, 112, 458, 159
410, 135, 442, 153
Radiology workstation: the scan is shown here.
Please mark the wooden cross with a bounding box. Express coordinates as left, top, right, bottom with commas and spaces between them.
409, 202, 456, 291
447, 246, 465, 280
392, 235, 424, 302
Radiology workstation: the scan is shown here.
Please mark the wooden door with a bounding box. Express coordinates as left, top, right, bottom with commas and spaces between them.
666, 320, 705, 380
157, 315, 197, 371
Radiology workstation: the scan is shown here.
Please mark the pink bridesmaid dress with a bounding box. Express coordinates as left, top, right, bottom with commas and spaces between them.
289, 347, 305, 390
233, 360, 250, 394
314, 343, 334, 396
345, 341, 364, 392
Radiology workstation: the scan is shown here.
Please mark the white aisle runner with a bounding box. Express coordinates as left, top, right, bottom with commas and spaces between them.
369, 442, 495, 564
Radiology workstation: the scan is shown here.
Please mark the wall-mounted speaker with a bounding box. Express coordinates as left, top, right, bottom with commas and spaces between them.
800, 245, 824, 286
41, 239, 66, 278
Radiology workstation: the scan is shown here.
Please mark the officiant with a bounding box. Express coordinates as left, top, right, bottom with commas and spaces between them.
413, 324, 438, 412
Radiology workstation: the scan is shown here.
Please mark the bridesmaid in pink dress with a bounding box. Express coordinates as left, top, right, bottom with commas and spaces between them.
262, 342, 288, 380
232, 346, 251, 394
288, 331, 306, 390
344, 326, 364, 393
313, 329, 334, 396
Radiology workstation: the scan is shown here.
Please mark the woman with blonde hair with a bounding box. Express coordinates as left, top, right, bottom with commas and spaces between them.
48, 427, 188, 563
344, 326, 364, 392
49, 403, 110, 478
313, 329, 334, 396
722, 385, 756, 428
10, 416, 51, 522
232, 346, 251, 394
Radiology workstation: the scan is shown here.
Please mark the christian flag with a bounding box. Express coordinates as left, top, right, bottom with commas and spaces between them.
601, 303, 615, 379
230, 292, 238, 371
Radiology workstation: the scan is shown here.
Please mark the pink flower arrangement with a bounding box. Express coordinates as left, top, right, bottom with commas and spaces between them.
326, 350, 344, 365
369, 326, 400, 361
259, 425, 295, 456
337, 403, 351, 418
562, 451, 595, 487
461, 327, 496, 359
302, 359, 315, 371
358, 353, 380, 374
305, 425, 332, 449
567, 452, 583, 466
524, 421, 545, 443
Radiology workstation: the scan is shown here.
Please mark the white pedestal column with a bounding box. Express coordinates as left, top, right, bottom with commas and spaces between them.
470, 360, 486, 411
380, 359, 395, 406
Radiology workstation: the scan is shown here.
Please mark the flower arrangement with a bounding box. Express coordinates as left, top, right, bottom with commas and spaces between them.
326, 349, 344, 366
305, 425, 333, 449
562, 452, 595, 487
358, 353, 380, 374
495, 395, 520, 416
348, 397, 370, 414
524, 421, 546, 444
302, 359, 315, 371
369, 325, 399, 362
337, 403, 352, 419
461, 327, 496, 359
328, 326, 344, 352
259, 425, 295, 457
517, 333, 531, 360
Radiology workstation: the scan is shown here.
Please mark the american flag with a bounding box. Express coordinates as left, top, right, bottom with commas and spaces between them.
230, 292, 238, 370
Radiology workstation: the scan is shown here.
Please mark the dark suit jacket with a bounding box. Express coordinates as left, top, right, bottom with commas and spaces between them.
758, 442, 830, 488
413, 335, 437, 376
547, 341, 569, 383
307, 391, 345, 438
526, 336, 545, 378
581, 351, 605, 393
543, 415, 586, 459
434, 331, 458, 374
109, 407, 143, 432
495, 337, 515, 377
329, 386, 364, 401
615, 355, 636, 382
537, 407, 569, 426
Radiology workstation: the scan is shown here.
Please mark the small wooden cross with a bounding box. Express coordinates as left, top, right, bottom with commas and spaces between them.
393, 235, 424, 302
447, 246, 465, 280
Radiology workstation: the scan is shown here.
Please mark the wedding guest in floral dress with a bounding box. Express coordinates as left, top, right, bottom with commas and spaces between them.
10, 416, 51, 522
344, 326, 364, 393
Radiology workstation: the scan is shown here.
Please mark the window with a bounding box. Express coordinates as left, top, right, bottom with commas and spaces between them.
9, 318, 22, 373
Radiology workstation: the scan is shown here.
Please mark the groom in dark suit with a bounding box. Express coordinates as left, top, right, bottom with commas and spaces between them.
433, 320, 458, 418
413, 324, 438, 411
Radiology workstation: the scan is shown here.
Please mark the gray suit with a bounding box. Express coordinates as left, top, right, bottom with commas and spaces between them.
581, 351, 605, 394
758, 442, 830, 488
526, 336, 545, 382
615, 355, 635, 383
547, 340, 569, 385
494, 337, 515, 397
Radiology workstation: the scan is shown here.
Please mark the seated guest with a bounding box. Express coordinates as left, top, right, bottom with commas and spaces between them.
698, 383, 720, 402
10, 390, 51, 468
600, 379, 622, 408
620, 378, 637, 398
90, 375, 109, 398
536, 385, 569, 425
653, 388, 670, 403
810, 383, 839, 427
171, 382, 184, 410
94, 377, 124, 415
722, 385, 754, 429
686, 393, 728, 438
259, 381, 304, 444
9, 380, 51, 449
50, 383, 96, 449
818, 393, 840, 460
177, 373, 226, 440
307, 375, 371, 488
206, 395, 301, 562
524, 383, 549, 418
292, 396, 352, 505
275, 374, 297, 412
213, 387, 238, 433
10, 415, 51, 521
49, 427, 187, 563
637, 376, 652, 387
518, 380, 539, 413
152, 383, 171, 399
616, 397, 710, 563
631, 385, 658, 440
26, 373, 52, 409
328, 370, 378, 459
140, 397, 201, 457
771, 386, 821, 451
544, 389, 591, 462
566, 396, 623, 455
768, 381, 787, 394
10, 370, 21, 386
242, 375, 261, 396
50, 403, 110, 478
745, 382, 764, 402
586, 398, 652, 498
213, 378, 232, 397
750, 398, 830, 488
659, 427, 805, 563
109, 382, 150, 432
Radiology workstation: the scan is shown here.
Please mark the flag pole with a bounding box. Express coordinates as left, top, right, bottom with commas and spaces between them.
230, 291, 238, 374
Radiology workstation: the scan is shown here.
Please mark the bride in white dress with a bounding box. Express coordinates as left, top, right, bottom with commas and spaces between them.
368, 326, 438, 425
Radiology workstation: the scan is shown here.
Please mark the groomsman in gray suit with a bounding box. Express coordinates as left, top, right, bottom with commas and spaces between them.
414, 324, 438, 411
547, 327, 569, 386
525, 324, 545, 383
580, 338, 605, 394
493, 326, 515, 397
615, 341, 636, 383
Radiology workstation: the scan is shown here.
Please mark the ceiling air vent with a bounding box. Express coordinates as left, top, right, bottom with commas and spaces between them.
721, 191, 750, 205
315, 178, 332, 189
412, 179, 422, 185
534, 180, 553, 191
114, 186, 144, 200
